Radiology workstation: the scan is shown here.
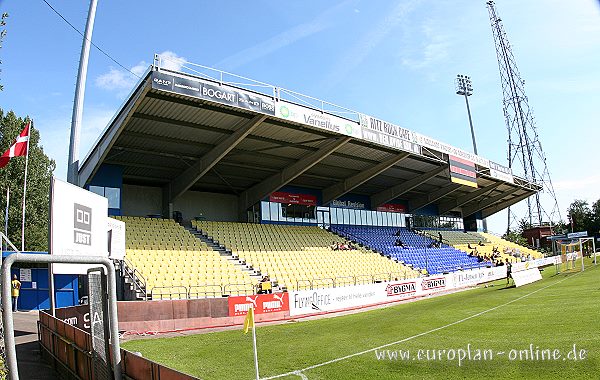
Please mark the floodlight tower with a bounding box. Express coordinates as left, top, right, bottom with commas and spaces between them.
485, 1, 561, 230
456, 74, 487, 231
455, 74, 478, 155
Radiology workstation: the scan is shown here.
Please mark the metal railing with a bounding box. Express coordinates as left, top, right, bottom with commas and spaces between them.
223, 283, 254, 296
122, 257, 148, 300
294, 272, 417, 291
334, 276, 355, 287
153, 53, 361, 123
188, 285, 223, 299
312, 277, 334, 289
150, 286, 188, 300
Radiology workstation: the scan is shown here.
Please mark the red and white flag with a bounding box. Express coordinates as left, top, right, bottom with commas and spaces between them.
0, 122, 30, 169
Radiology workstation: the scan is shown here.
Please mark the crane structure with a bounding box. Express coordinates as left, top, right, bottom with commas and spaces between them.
485, 1, 561, 230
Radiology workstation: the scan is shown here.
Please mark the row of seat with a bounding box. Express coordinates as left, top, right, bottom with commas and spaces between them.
193, 221, 419, 290
331, 225, 488, 274
113, 216, 255, 293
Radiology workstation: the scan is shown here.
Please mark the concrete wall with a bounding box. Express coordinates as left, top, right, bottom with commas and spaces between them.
122, 184, 162, 216
173, 190, 238, 222
122, 185, 238, 221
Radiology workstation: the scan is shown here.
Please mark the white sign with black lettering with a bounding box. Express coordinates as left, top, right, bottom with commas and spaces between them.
107, 217, 125, 261
50, 177, 108, 274
511, 268, 542, 287
19, 268, 32, 282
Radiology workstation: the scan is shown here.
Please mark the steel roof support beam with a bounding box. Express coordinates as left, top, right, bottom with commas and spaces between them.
438, 182, 503, 215
169, 115, 267, 201
481, 192, 534, 219
370, 166, 446, 207
462, 189, 518, 217
322, 152, 410, 205
239, 136, 352, 213
409, 184, 462, 212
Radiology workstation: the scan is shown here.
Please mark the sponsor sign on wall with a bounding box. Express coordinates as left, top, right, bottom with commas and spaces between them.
414, 132, 490, 168
511, 256, 562, 273
452, 266, 507, 288
358, 114, 420, 154
289, 276, 452, 317
511, 268, 542, 287
489, 161, 514, 184
50, 177, 109, 274
19, 268, 32, 282
228, 293, 289, 316
107, 217, 126, 261
151, 71, 276, 116
376, 203, 407, 213
330, 199, 367, 209
276, 101, 363, 139
269, 192, 317, 206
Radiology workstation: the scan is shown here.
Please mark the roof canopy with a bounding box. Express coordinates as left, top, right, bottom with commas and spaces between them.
79, 61, 539, 219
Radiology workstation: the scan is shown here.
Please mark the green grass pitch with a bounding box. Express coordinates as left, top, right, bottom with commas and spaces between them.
123, 259, 599, 379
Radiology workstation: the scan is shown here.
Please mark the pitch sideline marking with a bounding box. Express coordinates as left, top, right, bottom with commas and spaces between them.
262, 271, 583, 380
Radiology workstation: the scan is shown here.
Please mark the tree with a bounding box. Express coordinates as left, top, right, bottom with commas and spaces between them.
503, 218, 530, 246
566, 200, 592, 234
0, 109, 55, 251
0, 12, 8, 91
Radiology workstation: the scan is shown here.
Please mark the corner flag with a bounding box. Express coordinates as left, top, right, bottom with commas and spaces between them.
243, 306, 260, 379
243, 306, 255, 334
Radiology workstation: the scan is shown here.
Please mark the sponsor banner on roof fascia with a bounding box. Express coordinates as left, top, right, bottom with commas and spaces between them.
228, 293, 289, 317
414, 132, 490, 168
289, 276, 452, 317
511, 256, 562, 273
452, 266, 507, 288
489, 161, 514, 184
511, 268, 542, 287
151, 71, 276, 116
275, 100, 363, 139
358, 114, 420, 154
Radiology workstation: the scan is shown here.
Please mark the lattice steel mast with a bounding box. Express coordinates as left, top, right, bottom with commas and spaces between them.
486, 1, 561, 230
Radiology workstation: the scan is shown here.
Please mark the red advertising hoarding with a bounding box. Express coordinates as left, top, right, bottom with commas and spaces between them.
228, 293, 289, 317
376, 203, 407, 213
269, 192, 317, 206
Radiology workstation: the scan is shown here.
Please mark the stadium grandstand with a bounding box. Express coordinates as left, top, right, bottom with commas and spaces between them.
77, 54, 543, 300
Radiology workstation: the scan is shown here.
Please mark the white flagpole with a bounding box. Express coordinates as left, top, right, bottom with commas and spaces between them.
4, 186, 9, 251
252, 317, 260, 380
20, 121, 31, 252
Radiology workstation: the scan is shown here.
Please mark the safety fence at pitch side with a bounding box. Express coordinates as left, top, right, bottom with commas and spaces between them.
38, 310, 198, 380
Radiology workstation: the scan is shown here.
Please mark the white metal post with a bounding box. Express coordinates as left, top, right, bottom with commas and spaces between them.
20, 122, 31, 252
252, 321, 260, 380
67, 0, 98, 185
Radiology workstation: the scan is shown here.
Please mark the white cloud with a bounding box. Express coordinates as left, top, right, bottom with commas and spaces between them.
326, 0, 421, 86
156, 50, 187, 71
96, 51, 187, 96
215, 1, 354, 71
400, 17, 450, 70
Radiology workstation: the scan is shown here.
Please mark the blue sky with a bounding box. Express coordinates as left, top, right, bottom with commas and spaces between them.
1, 0, 599, 233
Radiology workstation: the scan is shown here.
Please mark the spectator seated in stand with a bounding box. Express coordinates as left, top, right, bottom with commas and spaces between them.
258, 275, 272, 294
